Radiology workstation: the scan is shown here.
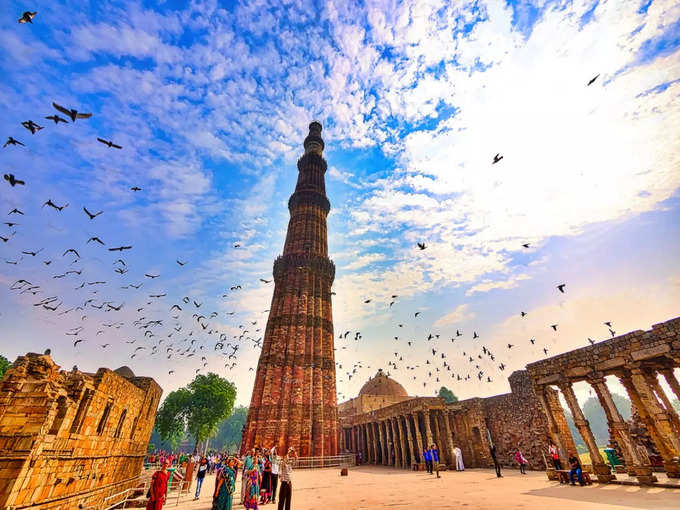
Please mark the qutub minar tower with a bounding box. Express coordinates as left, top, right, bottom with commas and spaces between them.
241, 121, 338, 456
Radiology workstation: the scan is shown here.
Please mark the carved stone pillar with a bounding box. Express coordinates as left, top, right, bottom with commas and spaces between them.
397, 417, 407, 468
412, 412, 425, 463
442, 411, 456, 467
371, 422, 379, 464
559, 381, 614, 482
361, 424, 368, 462
645, 370, 680, 435
660, 368, 680, 402
378, 421, 386, 465
536, 386, 569, 468
365, 423, 372, 463
405, 415, 416, 467
391, 419, 399, 467
621, 368, 680, 478
433, 411, 448, 464
423, 410, 434, 448
589, 375, 650, 481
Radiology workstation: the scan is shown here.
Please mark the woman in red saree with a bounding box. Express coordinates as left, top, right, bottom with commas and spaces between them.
147, 462, 170, 510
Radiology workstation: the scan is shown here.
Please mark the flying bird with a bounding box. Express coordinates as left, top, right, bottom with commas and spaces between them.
108, 246, 132, 252
87, 236, 104, 245
145, 273, 160, 279
18, 11, 37, 24
21, 120, 43, 134
73, 339, 84, 347
52, 102, 92, 122
551, 324, 558, 331
83, 207, 103, 219
4, 137, 25, 147
8, 208, 24, 215
492, 153, 503, 164
96, 137, 122, 149
4, 174, 25, 187
63, 248, 80, 258
43, 199, 68, 211
130, 186, 142, 191
556, 283, 566, 293
417, 242, 426, 250
521, 243, 530, 248
45, 114, 68, 124
177, 260, 186, 266
587, 74, 600, 86
260, 278, 271, 283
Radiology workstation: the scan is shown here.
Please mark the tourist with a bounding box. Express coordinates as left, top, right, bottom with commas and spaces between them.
548, 442, 562, 470
453, 445, 464, 471
270, 447, 280, 504
260, 450, 273, 504
568, 451, 583, 486
515, 448, 528, 474
423, 447, 433, 474
212, 458, 236, 510
194, 457, 209, 500
431, 444, 441, 478
244, 464, 261, 509
241, 449, 254, 504
490, 444, 502, 478
146, 461, 170, 510
277, 447, 296, 510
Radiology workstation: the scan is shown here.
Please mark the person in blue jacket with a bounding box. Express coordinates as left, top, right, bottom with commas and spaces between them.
423, 448, 433, 474
431, 444, 441, 478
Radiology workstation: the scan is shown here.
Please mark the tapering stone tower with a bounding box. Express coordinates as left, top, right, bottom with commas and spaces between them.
242, 121, 338, 457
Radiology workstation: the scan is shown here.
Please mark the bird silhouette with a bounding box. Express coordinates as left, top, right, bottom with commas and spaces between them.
45, 114, 68, 124
492, 153, 503, 164
21, 120, 43, 134
52, 102, 92, 122
550, 324, 558, 331
109, 246, 132, 252
43, 199, 68, 211
4, 174, 25, 187
130, 186, 142, 191
83, 207, 103, 219
587, 74, 600, 86
556, 283, 566, 293
417, 242, 426, 250
97, 137, 122, 149
4, 137, 25, 147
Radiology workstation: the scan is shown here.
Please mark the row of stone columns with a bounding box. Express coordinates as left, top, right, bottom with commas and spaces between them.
344, 409, 462, 469
540, 366, 680, 484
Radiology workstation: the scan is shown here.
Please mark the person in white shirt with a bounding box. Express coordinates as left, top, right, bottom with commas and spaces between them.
270, 446, 280, 504
454, 446, 465, 471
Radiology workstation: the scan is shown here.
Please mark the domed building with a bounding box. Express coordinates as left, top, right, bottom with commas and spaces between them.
338, 368, 570, 474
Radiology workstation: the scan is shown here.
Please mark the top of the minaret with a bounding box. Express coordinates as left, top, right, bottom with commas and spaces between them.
304, 120, 324, 155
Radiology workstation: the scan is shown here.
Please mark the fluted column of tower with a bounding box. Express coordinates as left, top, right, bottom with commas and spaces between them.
241, 121, 338, 457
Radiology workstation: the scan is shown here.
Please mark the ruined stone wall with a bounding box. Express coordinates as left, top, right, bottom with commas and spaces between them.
481, 371, 575, 470
0, 353, 162, 510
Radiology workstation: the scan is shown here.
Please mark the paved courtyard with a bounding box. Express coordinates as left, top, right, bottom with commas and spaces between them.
173, 466, 680, 510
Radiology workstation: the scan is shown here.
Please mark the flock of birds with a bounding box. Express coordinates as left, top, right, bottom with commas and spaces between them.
3, 11, 613, 404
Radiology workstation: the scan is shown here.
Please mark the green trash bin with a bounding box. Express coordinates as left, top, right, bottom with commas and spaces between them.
167, 467, 176, 491
604, 448, 621, 468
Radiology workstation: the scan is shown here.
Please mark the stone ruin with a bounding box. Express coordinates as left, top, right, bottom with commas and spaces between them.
0, 352, 162, 509
527, 316, 680, 485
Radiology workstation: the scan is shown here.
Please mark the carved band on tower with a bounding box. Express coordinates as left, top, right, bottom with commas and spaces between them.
241, 121, 338, 456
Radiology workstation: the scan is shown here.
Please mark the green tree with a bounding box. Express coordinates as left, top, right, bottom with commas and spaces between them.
155, 373, 236, 453
438, 386, 458, 403
213, 406, 248, 451
563, 392, 631, 447
0, 355, 11, 379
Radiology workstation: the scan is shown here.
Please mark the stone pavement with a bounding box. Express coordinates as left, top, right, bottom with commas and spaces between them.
172, 466, 680, 510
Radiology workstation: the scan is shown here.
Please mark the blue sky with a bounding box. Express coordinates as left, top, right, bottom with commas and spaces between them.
1, 0, 679, 407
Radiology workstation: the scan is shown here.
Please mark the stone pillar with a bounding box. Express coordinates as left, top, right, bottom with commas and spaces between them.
589, 375, 651, 481
621, 368, 680, 478
660, 368, 680, 402
412, 413, 424, 464
432, 411, 447, 464
388, 418, 397, 467
363, 424, 369, 462
372, 422, 379, 464
392, 418, 402, 468
376, 421, 384, 465
559, 381, 614, 482
364, 423, 372, 463
383, 421, 390, 466
645, 371, 680, 435
442, 411, 456, 468
405, 415, 417, 467
397, 417, 408, 469
423, 410, 434, 448
535, 386, 569, 468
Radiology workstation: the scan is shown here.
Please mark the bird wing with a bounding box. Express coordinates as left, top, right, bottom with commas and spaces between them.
52, 102, 70, 116
97, 138, 108, 145
111, 143, 122, 149
76, 112, 92, 119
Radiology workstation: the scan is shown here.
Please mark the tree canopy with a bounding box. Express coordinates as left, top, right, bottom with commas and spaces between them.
0, 355, 10, 379
438, 386, 458, 403
564, 392, 632, 446
213, 406, 248, 451
155, 372, 236, 451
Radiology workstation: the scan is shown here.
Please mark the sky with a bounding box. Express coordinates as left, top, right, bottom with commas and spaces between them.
0, 0, 679, 410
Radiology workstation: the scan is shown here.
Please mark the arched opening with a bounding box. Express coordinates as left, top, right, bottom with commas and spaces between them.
114, 409, 127, 438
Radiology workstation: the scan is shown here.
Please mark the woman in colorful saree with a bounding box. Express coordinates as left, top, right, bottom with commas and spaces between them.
212, 458, 236, 510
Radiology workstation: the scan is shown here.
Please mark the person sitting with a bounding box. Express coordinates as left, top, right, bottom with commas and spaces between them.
568, 451, 583, 486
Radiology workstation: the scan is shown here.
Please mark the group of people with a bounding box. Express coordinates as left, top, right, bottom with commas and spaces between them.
239, 446, 296, 510
549, 441, 586, 486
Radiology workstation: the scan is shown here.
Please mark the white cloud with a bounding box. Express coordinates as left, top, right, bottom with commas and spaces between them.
466, 274, 531, 296
434, 304, 476, 328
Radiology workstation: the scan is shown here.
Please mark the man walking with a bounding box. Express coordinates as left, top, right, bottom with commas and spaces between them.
431, 445, 441, 478
193, 457, 208, 500
423, 447, 433, 474
454, 445, 465, 471
490, 444, 502, 478
270, 446, 279, 504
